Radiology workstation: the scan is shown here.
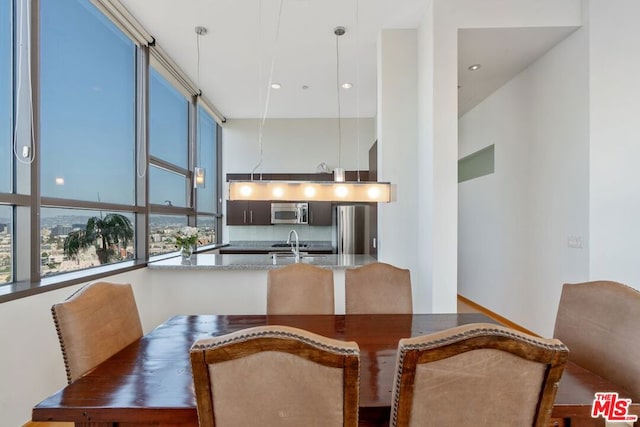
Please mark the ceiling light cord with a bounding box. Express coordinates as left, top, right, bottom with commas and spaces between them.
13, 0, 35, 165
335, 30, 343, 173
252, 0, 284, 180
196, 28, 202, 167
355, 0, 360, 182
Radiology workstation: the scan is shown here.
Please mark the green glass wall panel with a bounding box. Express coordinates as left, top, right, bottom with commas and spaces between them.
458, 144, 494, 183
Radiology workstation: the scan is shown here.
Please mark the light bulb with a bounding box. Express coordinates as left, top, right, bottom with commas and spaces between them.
273, 187, 284, 198
304, 186, 316, 198
240, 185, 252, 197
367, 186, 381, 199
335, 185, 348, 198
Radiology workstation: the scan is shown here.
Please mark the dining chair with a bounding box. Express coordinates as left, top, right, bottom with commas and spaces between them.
51, 281, 143, 384
267, 263, 335, 314
190, 325, 360, 427
345, 262, 412, 314
390, 323, 568, 427
554, 280, 640, 401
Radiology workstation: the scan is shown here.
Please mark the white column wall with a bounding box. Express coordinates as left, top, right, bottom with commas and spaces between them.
588, 0, 640, 288
376, 30, 424, 312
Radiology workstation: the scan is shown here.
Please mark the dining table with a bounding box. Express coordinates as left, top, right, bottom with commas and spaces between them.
32, 313, 639, 426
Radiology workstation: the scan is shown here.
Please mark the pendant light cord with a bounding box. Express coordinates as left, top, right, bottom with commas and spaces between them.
13, 0, 35, 165
355, 0, 361, 182
252, 0, 284, 180
335, 31, 342, 172
196, 28, 203, 167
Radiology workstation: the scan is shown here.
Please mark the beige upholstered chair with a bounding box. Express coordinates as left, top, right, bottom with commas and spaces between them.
390, 323, 568, 427
554, 280, 640, 401
190, 325, 360, 427
267, 263, 335, 314
345, 262, 412, 314
51, 281, 143, 384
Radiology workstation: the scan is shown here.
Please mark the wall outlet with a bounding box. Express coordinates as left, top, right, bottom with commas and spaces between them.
567, 235, 583, 248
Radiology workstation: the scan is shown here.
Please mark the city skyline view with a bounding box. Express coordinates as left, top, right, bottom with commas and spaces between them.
0, 212, 215, 283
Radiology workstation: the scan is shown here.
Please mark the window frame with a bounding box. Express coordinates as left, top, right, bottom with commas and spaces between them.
0, 0, 224, 303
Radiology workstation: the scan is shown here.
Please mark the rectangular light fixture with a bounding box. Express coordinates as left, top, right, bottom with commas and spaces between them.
228, 180, 393, 202
194, 167, 206, 188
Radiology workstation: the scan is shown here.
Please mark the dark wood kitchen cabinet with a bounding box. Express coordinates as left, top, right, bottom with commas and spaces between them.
308, 202, 332, 226
226, 201, 271, 225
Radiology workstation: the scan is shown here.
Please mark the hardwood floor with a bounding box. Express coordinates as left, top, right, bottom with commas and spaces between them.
457, 294, 540, 336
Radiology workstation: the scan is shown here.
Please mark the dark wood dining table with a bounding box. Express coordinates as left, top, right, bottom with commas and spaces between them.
33, 314, 639, 426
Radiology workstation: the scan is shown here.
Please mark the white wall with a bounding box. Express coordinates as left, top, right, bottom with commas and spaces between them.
223, 118, 374, 175
413, 0, 582, 314
377, 30, 424, 312
588, 0, 640, 288
458, 26, 590, 336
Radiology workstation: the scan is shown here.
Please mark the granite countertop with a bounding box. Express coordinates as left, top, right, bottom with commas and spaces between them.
148, 253, 376, 270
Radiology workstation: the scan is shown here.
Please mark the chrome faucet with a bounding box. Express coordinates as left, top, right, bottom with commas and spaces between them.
287, 229, 300, 263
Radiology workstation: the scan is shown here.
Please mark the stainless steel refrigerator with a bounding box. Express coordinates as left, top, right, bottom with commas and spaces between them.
333, 204, 370, 254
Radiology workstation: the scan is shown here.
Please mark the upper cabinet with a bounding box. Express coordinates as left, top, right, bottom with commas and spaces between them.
226, 200, 271, 225
308, 202, 332, 226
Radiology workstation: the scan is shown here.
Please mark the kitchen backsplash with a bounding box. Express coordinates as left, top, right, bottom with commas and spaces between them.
227, 225, 332, 242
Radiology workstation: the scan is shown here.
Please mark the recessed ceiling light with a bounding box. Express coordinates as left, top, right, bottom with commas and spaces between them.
468, 64, 481, 71
302, 85, 309, 90
271, 83, 281, 89
341, 82, 353, 89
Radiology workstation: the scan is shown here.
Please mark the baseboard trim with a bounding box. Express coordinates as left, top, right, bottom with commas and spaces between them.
457, 294, 540, 337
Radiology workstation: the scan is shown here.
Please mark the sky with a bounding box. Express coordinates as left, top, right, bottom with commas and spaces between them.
1, 0, 11, 193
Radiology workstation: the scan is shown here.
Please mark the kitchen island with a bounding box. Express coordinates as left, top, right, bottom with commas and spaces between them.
145, 253, 377, 324
149, 253, 375, 270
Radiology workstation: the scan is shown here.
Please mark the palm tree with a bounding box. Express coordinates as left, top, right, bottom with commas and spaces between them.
63, 213, 134, 264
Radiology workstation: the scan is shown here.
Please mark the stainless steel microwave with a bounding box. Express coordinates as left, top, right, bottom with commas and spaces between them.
271, 202, 309, 224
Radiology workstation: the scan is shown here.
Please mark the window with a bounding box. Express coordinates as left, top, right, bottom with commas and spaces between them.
40, 208, 135, 276
148, 67, 192, 255
149, 67, 190, 209
39, 0, 137, 275
0, 0, 11, 194
196, 105, 220, 245
0, 205, 11, 284
0, 0, 223, 297
149, 68, 189, 168
40, 0, 136, 205
148, 214, 188, 257
196, 106, 217, 213
1, 1, 13, 285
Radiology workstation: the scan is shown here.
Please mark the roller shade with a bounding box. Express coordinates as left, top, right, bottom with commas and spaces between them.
90, 0, 154, 46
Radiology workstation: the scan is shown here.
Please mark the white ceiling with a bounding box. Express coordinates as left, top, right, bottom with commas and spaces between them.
458, 26, 578, 117
119, 0, 578, 120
